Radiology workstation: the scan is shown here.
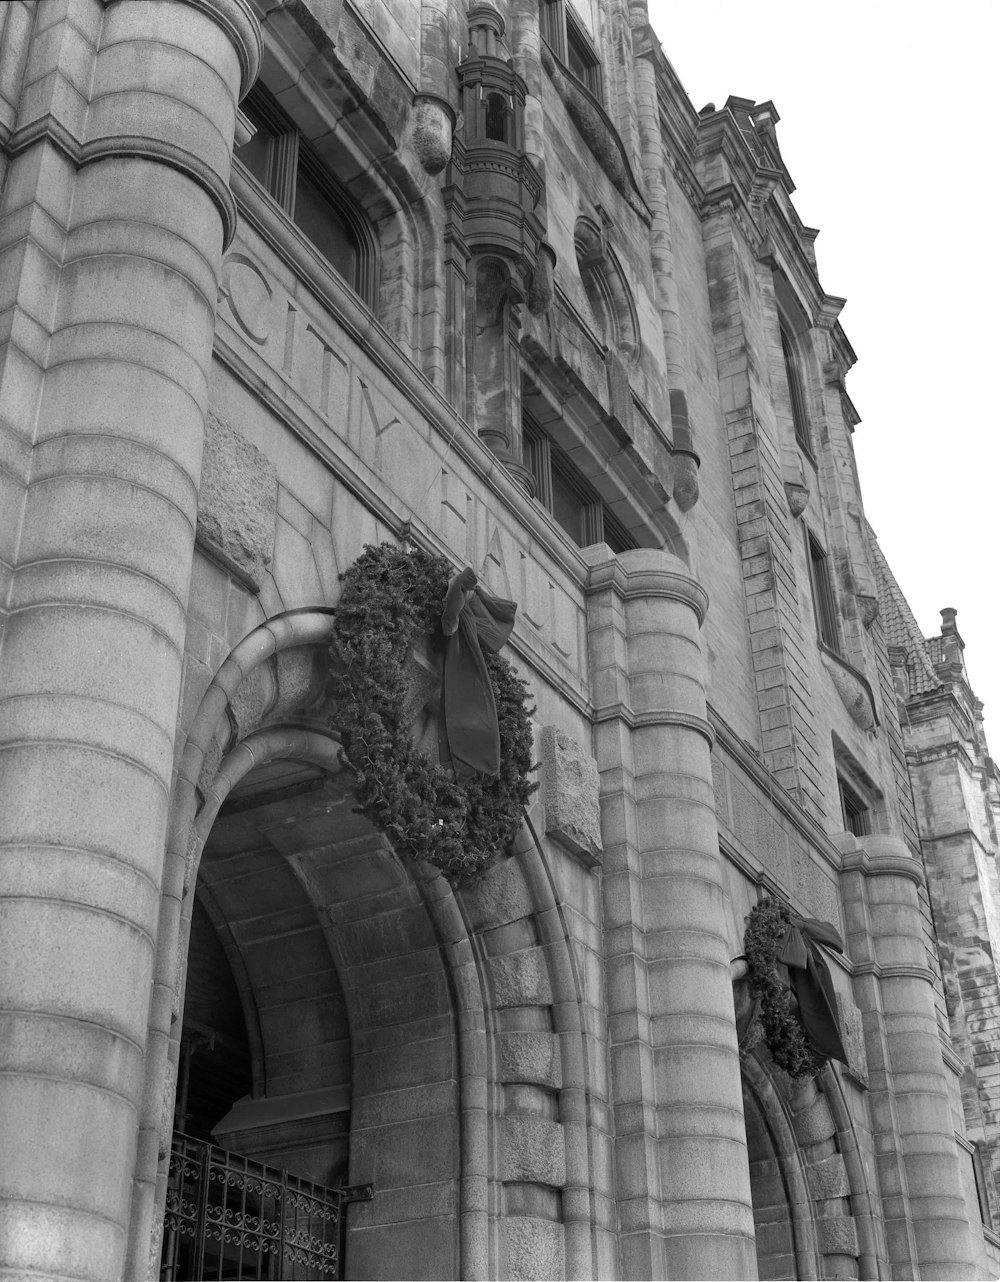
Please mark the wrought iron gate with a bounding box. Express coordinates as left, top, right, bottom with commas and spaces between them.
161, 1132, 372, 1281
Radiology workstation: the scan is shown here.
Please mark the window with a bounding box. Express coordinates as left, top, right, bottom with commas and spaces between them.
540, 1, 603, 101
574, 217, 640, 362
485, 92, 511, 142
807, 532, 840, 653
523, 417, 635, 552
780, 320, 811, 451
970, 1142, 993, 1228
566, 15, 602, 97
237, 89, 376, 305
838, 778, 871, 837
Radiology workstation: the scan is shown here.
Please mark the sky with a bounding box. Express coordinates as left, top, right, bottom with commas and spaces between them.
644, 0, 1000, 739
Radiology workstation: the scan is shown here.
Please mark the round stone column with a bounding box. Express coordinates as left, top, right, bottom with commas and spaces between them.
0, 2, 259, 1278
587, 548, 757, 1279
842, 835, 978, 1279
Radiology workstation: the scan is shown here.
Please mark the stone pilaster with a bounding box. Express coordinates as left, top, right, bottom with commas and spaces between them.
586, 547, 757, 1280
0, 2, 260, 1278
840, 834, 979, 1279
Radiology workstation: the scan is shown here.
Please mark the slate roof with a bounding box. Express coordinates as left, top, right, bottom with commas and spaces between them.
867, 524, 941, 696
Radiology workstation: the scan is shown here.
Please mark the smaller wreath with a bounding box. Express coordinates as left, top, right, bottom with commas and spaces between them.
327, 543, 537, 879
743, 897, 822, 1079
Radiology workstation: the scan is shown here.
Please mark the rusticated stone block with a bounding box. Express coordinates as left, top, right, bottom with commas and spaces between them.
197, 410, 277, 591
818, 1213, 859, 1256
502, 1217, 565, 1281
501, 1116, 566, 1187
793, 1095, 836, 1145
808, 1153, 850, 1200
540, 726, 602, 866
836, 994, 869, 1086
497, 1032, 562, 1089
488, 947, 552, 1008
460, 854, 533, 932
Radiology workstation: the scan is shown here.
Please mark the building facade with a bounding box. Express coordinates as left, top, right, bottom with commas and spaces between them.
0, 1, 998, 1280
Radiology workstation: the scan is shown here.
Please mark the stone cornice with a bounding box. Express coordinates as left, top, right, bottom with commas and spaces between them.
906, 740, 979, 775
839, 846, 926, 888
583, 549, 708, 623
920, 826, 994, 856
850, 960, 937, 985
698, 182, 762, 256
695, 111, 760, 207
590, 699, 715, 748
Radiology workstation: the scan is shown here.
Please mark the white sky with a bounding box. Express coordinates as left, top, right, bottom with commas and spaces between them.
645, 0, 1000, 742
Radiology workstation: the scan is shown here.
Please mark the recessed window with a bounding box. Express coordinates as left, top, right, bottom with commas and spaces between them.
574, 218, 640, 363
566, 15, 602, 98
524, 416, 635, 552
838, 778, 871, 837
807, 532, 840, 653
237, 89, 377, 305
781, 320, 811, 452
540, 1, 603, 101
485, 92, 510, 142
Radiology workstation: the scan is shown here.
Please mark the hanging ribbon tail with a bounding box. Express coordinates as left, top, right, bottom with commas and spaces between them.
441, 586, 516, 778
781, 918, 850, 1067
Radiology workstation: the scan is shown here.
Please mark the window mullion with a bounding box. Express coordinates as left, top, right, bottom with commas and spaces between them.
272, 130, 299, 214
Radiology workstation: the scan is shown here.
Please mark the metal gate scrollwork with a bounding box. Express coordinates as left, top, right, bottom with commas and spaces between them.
161, 1132, 373, 1281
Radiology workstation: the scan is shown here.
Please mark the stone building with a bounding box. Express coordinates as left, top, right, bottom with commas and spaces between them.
0, 1, 998, 1280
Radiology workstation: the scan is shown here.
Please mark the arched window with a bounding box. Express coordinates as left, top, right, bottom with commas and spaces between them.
237, 88, 377, 307
806, 530, 840, 653
485, 92, 510, 142
773, 273, 814, 454
780, 319, 811, 451
574, 217, 639, 363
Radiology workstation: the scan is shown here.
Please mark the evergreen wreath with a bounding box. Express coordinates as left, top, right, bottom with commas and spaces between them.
327, 543, 537, 879
743, 897, 823, 1079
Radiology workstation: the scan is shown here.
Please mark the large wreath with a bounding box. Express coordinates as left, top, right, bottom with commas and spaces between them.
743, 897, 823, 1078
327, 543, 537, 879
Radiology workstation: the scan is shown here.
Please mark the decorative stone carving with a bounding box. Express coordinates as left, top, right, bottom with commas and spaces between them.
409, 93, 454, 175
856, 592, 879, 629
672, 453, 700, 513
541, 46, 647, 219
835, 993, 869, 1086
527, 242, 556, 316
784, 480, 809, 518
820, 648, 878, 732
540, 726, 602, 865
197, 411, 277, 591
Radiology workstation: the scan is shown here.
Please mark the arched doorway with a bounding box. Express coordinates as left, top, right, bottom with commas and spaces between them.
161, 750, 469, 1279
131, 604, 596, 1280
741, 1052, 884, 1282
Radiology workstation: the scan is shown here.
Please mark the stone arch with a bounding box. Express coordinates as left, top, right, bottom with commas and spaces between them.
741, 1051, 878, 1281
131, 607, 592, 1279
573, 215, 639, 364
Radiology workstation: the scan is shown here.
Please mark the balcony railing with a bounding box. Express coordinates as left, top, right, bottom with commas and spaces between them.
161, 1131, 372, 1281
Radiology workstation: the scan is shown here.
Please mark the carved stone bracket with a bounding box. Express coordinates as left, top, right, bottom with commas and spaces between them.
410, 93, 455, 176
541, 46, 649, 222
820, 646, 879, 732
856, 592, 879, 629
784, 480, 809, 518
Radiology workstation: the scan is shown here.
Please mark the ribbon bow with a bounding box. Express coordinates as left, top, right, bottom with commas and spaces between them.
440, 569, 516, 777
778, 915, 849, 1067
